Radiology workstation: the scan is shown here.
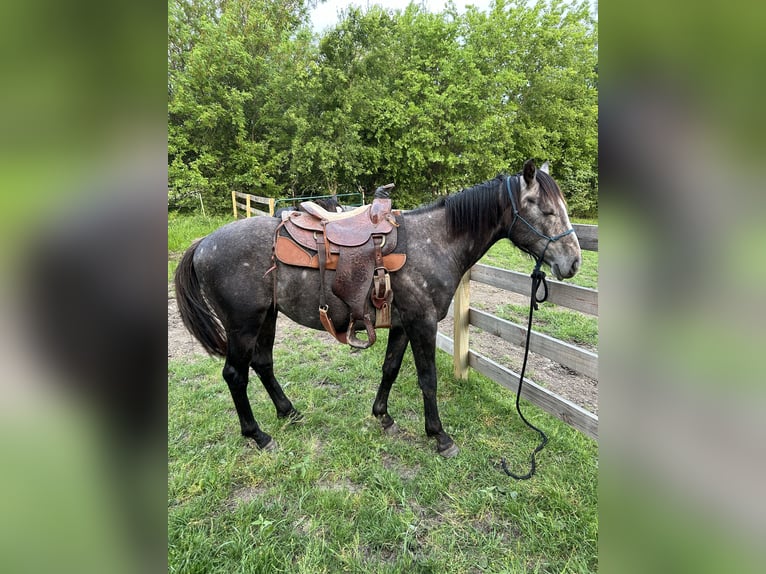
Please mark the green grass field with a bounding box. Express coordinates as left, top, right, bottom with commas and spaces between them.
168, 212, 598, 573
169, 335, 598, 573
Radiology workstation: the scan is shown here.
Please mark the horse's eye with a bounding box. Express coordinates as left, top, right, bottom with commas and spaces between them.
543, 211, 556, 217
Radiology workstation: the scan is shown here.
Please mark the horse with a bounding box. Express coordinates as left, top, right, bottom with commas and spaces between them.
174, 160, 582, 457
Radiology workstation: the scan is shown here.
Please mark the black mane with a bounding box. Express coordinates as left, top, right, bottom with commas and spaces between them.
443, 176, 508, 236
410, 169, 564, 236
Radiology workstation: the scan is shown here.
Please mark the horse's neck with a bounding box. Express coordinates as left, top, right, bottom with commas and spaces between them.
405, 206, 503, 276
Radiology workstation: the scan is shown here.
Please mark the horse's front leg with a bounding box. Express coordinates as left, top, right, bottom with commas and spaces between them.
372, 325, 409, 434
407, 322, 459, 458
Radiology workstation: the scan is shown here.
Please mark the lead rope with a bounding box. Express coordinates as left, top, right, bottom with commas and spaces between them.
500, 174, 574, 479
501, 256, 550, 480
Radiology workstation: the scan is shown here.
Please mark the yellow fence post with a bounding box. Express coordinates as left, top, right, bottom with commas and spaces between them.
268, 197, 275, 216
453, 271, 471, 380
246, 194, 252, 218
232, 190, 237, 218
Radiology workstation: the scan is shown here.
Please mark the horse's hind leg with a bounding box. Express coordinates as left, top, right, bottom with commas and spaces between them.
222, 331, 276, 451
372, 325, 409, 434
250, 307, 301, 422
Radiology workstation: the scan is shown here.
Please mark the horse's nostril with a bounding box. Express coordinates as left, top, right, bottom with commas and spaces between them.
565, 257, 581, 278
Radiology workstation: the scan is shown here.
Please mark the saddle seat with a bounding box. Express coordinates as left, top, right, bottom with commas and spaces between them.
273, 197, 406, 349
299, 201, 370, 222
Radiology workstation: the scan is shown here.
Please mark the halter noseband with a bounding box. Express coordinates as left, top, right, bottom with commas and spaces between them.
505, 174, 575, 273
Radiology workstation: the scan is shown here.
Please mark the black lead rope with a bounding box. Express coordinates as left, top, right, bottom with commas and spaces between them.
501, 259, 550, 480
500, 171, 567, 480
500, 258, 548, 480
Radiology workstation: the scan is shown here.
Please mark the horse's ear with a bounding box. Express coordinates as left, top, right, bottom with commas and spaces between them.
540, 161, 550, 175
522, 159, 537, 185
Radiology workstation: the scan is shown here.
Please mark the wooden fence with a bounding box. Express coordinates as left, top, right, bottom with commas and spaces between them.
232, 190, 368, 219
436, 223, 599, 440
232, 191, 275, 218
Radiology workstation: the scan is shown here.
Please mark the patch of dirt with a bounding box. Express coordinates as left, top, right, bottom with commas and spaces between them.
168, 280, 597, 414
316, 477, 362, 494
225, 485, 269, 509
380, 452, 420, 481
168, 283, 210, 360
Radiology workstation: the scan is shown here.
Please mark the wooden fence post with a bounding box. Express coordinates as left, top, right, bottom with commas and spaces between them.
453, 271, 471, 380
246, 194, 252, 218
268, 197, 275, 216
232, 190, 237, 218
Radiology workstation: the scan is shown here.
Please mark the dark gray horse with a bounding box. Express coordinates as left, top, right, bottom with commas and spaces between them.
175, 160, 581, 456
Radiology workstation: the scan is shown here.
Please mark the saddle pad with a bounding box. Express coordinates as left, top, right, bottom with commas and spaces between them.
275, 235, 406, 272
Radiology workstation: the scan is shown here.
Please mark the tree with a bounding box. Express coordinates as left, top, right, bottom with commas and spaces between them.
168, 0, 598, 215
168, 0, 310, 210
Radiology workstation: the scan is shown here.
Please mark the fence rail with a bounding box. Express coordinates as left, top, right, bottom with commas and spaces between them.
232, 191, 275, 218
469, 265, 598, 316
439, 223, 599, 440
232, 190, 369, 219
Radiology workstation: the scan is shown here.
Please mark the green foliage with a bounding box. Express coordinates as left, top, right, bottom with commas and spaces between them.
169, 0, 597, 215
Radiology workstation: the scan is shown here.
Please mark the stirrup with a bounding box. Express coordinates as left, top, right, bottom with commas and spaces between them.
346, 314, 376, 349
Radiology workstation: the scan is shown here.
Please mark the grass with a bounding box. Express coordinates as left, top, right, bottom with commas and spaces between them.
169, 331, 598, 573
495, 303, 598, 348
168, 212, 232, 280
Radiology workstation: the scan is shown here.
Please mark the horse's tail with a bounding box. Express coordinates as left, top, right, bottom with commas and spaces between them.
173, 239, 227, 357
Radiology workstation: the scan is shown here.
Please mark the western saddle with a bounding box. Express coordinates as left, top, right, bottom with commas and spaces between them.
272, 190, 405, 349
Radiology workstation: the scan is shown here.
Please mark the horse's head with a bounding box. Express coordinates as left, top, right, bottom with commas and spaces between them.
507, 160, 582, 280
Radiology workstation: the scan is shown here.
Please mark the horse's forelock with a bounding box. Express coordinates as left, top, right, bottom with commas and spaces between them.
535, 170, 567, 207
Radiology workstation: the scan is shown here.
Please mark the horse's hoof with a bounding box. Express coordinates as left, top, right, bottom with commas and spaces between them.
382, 422, 400, 436
287, 410, 304, 424
438, 443, 459, 458
259, 438, 278, 452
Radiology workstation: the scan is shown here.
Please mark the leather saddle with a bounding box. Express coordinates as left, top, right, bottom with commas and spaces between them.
273, 197, 405, 349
